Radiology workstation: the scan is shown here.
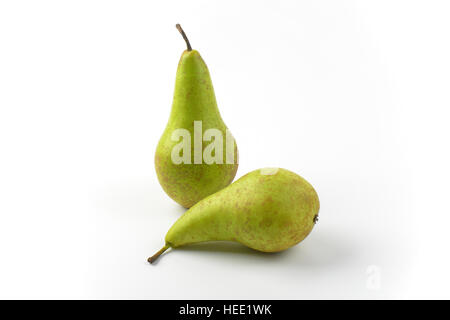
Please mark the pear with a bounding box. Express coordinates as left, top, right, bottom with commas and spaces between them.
148, 168, 320, 263
155, 24, 238, 208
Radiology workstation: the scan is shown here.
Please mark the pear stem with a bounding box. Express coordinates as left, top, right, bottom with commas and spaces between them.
176, 24, 192, 51
148, 245, 170, 264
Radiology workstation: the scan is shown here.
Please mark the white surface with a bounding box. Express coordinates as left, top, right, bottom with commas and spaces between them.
0, 1, 449, 299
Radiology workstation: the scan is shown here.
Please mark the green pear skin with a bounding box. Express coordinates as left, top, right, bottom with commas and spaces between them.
155, 25, 238, 208
148, 168, 320, 263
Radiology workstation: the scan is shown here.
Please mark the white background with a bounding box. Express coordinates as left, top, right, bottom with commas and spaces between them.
0, 1, 449, 299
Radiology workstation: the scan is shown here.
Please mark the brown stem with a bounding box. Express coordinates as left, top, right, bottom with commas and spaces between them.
148, 245, 170, 264
176, 24, 192, 51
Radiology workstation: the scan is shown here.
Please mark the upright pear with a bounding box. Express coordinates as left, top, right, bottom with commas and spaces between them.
148, 168, 320, 263
155, 24, 238, 208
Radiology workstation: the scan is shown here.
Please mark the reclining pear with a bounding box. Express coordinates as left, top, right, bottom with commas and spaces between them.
149, 168, 320, 263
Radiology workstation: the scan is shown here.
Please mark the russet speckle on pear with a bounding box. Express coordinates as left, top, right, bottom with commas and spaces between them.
148, 168, 320, 263
155, 25, 238, 209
